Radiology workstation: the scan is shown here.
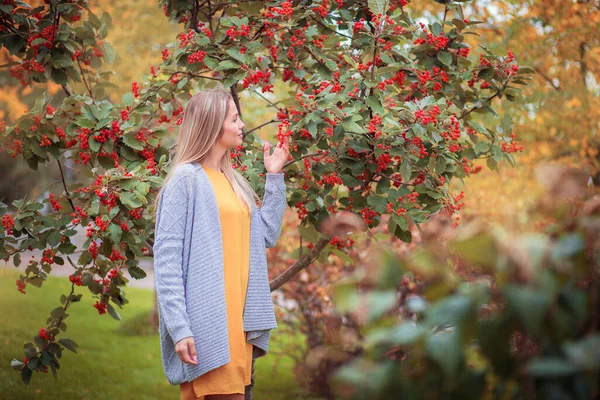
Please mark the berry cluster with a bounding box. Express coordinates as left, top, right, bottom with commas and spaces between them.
329, 236, 354, 250
39, 135, 52, 147
242, 68, 273, 92
69, 274, 83, 286
226, 24, 251, 40
41, 248, 56, 265
2, 214, 15, 235
360, 207, 380, 226
94, 301, 107, 315
39, 328, 52, 341
188, 50, 206, 64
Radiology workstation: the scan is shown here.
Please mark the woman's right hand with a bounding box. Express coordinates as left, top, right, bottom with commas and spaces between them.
175, 336, 198, 365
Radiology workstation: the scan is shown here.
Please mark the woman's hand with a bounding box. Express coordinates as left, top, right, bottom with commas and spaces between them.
263, 134, 290, 174
175, 336, 198, 365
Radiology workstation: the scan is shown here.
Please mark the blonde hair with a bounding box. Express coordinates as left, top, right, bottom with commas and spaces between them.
153, 87, 260, 217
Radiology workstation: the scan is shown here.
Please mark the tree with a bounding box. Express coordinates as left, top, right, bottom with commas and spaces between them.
0, 0, 531, 395
468, 0, 600, 183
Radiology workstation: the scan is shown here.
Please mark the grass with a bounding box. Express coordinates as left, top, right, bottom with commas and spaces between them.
0, 268, 317, 400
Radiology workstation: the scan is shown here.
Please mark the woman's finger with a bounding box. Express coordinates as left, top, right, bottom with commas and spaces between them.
188, 340, 198, 364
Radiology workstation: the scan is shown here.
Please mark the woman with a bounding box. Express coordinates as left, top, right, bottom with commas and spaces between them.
153, 87, 290, 399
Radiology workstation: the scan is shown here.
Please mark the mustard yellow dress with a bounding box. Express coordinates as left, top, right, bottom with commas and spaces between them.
180, 165, 253, 399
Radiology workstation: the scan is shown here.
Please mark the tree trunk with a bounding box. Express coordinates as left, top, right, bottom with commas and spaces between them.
244, 359, 255, 400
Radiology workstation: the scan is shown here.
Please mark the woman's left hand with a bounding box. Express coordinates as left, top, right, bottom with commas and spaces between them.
264, 134, 290, 174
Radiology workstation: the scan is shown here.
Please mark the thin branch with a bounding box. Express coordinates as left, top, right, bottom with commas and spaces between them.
0, 61, 20, 69
244, 119, 278, 136
458, 90, 502, 120
283, 151, 324, 169
270, 236, 331, 292
76, 58, 94, 100
230, 84, 243, 120
56, 159, 76, 212
61, 84, 72, 97
195, 0, 255, 12
309, 15, 353, 39
190, 0, 200, 32
532, 66, 560, 91
252, 90, 284, 110
32, 179, 62, 202
207, 0, 213, 33
374, 172, 412, 187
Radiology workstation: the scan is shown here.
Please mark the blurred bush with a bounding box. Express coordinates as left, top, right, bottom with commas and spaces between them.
326, 163, 600, 399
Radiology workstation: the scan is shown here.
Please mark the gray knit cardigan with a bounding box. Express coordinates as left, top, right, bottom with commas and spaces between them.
153, 162, 287, 385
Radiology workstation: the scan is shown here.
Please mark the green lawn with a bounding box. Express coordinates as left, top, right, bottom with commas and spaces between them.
0, 268, 315, 400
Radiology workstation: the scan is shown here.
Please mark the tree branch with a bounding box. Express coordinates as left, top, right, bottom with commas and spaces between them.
270, 236, 331, 292
532, 66, 560, 91
244, 118, 278, 136
283, 151, 324, 169
56, 159, 76, 212
309, 15, 353, 39
230, 84, 243, 120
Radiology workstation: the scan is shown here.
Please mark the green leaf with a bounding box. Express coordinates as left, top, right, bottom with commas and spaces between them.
11, 359, 25, 370
21, 367, 32, 385
106, 303, 121, 321
428, 295, 475, 330
365, 95, 385, 115
78, 250, 92, 266
225, 48, 247, 64
474, 141, 489, 155
341, 174, 360, 188
298, 225, 320, 242
426, 331, 462, 378
50, 54, 73, 68
504, 285, 552, 336
88, 135, 101, 153
58, 338, 78, 353
102, 41, 116, 63
107, 223, 122, 244
400, 159, 412, 182
119, 192, 143, 209
526, 358, 578, 377
128, 265, 147, 280
122, 92, 134, 107
134, 181, 150, 198
333, 280, 360, 314
452, 18, 466, 30
431, 22, 443, 36
366, 323, 426, 347
341, 119, 365, 134
215, 60, 242, 71
47, 231, 62, 247
368, 0, 389, 20
500, 114, 513, 135
516, 66, 535, 75
122, 133, 144, 151
437, 51, 453, 67
451, 233, 497, 269
550, 233, 585, 261
364, 290, 397, 323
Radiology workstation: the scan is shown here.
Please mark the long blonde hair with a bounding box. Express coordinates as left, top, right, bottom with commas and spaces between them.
153, 87, 260, 217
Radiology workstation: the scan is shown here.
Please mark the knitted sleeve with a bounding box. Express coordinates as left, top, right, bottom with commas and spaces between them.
153, 175, 194, 344
257, 172, 287, 248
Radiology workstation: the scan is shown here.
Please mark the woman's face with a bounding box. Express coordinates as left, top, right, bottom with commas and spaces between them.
217, 99, 245, 149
